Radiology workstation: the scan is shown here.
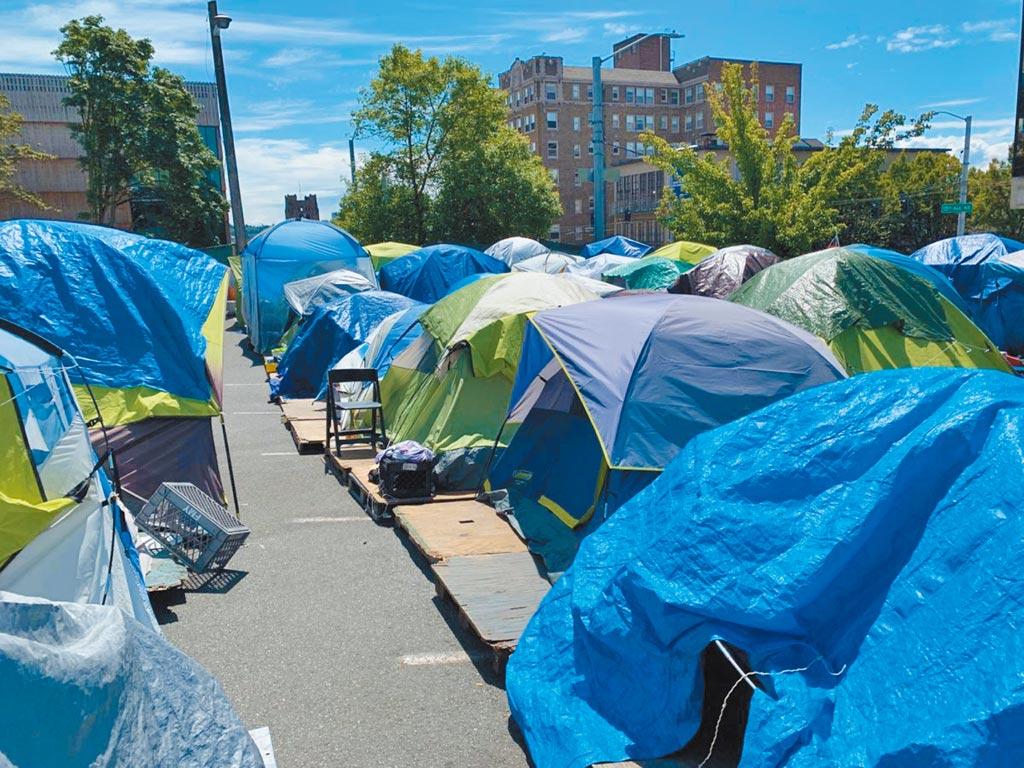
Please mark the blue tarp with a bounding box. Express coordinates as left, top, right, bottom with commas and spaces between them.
581, 235, 651, 258
273, 291, 419, 400
0, 592, 262, 767
377, 244, 509, 303
911, 234, 1024, 353
0, 219, 211, 401
241, 219, 375, 353
368, 305, 427, 381
508, 367, 1024, 768
848, 243, 971, 317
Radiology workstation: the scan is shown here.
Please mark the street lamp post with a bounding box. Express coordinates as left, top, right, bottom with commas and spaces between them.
208, 1, 246, 253
591, 31, 682, 240
933, 110, 972, 237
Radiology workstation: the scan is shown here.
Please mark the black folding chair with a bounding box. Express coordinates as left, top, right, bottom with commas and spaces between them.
325, 368, 388, 454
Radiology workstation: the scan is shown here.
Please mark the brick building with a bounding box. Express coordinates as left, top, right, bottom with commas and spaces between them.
0, 72, 226, 236
499, 34, 802, 243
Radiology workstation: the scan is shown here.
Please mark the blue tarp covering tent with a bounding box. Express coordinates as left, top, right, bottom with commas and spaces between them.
508, 367, 1024, 768
377, 243, 509, 303
910, 233, 1024, 353
488, 294, 846, 573
580, 235, 652, 258
273, 291, 420, 400
241, 219, 375, 353
0, 592, 262, 767
361, 304, 428, 381
847, 243, 971, 316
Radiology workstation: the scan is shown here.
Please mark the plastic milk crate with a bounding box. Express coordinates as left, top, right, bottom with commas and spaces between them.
136, 482, 250, 572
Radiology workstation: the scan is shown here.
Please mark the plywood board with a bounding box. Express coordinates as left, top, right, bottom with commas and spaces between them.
395, 501, 527, 562
432, 552, 551, 647
279, 398, 327, 422
288, 419, 326, 453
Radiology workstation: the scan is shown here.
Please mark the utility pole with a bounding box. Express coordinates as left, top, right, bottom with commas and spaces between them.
348, 137, 357, 190
208, 1, 246, 253
957, 116, 972, 237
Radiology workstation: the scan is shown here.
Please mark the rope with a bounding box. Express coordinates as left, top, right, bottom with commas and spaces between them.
697, 653, 847, 768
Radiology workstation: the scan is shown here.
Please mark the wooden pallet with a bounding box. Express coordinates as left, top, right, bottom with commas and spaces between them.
325, 451, 476, 522
431, 552, 551, 673
395, 501, 527, 563
279, 398, 327, 454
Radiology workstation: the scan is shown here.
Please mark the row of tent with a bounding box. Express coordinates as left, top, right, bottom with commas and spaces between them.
0, 220, 263, 765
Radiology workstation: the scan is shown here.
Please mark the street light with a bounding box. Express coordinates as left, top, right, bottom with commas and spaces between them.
592, 30, 683, 240
208, 1, 246, 253
932, 110, 972, 237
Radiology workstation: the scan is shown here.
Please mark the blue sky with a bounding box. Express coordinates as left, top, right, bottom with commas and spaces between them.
2, 0, 1019, 225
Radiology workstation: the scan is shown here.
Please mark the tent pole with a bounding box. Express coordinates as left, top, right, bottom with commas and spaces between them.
219, 413, 242, 519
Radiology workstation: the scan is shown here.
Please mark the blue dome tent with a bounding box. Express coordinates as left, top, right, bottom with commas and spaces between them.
241, 219, 375, 353
580, 234, 652, 258
377, 243, 509, 303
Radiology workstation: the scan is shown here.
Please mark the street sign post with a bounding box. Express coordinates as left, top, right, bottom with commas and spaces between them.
941, 202, 973, 215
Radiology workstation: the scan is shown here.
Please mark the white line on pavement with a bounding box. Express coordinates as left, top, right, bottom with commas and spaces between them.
400, 651, 476, 667
289, 516, 371, 524
225, 383, 270, 387
231, 411, 280, 415
260, 452, 296, 456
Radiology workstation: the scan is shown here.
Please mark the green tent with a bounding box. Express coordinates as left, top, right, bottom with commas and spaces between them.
647, 240, 716, 264
730, 247, 1011, 374
603, 256, 690, 290
366, 241, 419, 270
381, 273, 603, 489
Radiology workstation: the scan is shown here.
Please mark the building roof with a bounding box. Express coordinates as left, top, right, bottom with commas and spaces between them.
561, 66, 681, 86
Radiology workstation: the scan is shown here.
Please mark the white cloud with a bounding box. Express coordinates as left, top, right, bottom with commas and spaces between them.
235, 138, 353, 225
886, 25, 960, 53
847, 62, 858, 70
826, 33, 868, 50
921, 98, 985, 108
542, 28, 587, 44
961, 19, 1017, 42
603, 22, 642, 38
896, 118, 1013, 168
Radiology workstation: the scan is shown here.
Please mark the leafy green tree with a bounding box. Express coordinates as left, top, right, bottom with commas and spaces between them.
335, 153, 421, 244
876, 151, 961, 251
969, 158, 1024, 240
643, 64, 930, 256
54, 16, 152, 225
431, 128, 562, 244
345, 44, 559, 245
0, 92, 53, 211
54, 15, 226, 245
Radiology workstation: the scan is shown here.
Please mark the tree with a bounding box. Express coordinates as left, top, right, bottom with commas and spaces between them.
431, 128, 562, 244
54, 15, 226, 245
0, 93, 53, 211
876, 151, 961, 251
344, 44, 560, 245
335, 153, 421, 244
643, 63, 930, 256
969, 158, 1024, 240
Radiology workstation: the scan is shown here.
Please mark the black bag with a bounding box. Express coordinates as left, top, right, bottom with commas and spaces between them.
378, 456, 434, 499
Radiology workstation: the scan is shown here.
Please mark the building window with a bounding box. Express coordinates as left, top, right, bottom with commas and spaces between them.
626, 141, 637, 157
644, 87, 654, 105
685, 87, 693, 104
670, 89, 680, 105
659, 115, 668, 130
550, 168, 559, 184
574, 198, 583, 214
588, 196, 594, 210
547, 141, 558, 158
786, 85, 795, 103
587, 85, 593, 99
626, 115, 635, 132
530, 141, 536, 152
588, 141, 594, 155
573, 143, 581, 158
612, 86, 619, 101
613, 140, 620, 155
572, 83, 580, 99
626, 87, 635, 103
549, 224, 560, 241
685, 114, 693, 131
612, 113, 620, 129
696, 111, 704, 130
671, 116, 680, 133
765, 84, 774, 102
515, 117, 522, 131
764, 112, 774, 129
660, 88, 668, 103
573, 116, 581, 131
546, 111, 558, 129
645, 115, 655, 130
697, 84, 705, 102
574, 169, 583, 187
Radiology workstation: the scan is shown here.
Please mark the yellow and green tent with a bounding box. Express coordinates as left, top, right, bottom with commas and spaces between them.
647, 240, 717, 265
366, 241, 419, 270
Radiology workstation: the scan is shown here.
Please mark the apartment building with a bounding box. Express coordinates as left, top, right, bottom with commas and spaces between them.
499, 35, 802, 243
0, 72, 225, 235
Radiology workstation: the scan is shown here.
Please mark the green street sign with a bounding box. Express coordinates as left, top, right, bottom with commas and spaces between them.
941, 201, 973, 214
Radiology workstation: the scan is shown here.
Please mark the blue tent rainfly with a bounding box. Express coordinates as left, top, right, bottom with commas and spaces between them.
377, 243, 509, 303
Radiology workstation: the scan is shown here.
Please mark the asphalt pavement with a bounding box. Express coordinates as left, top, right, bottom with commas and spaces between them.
155, 325, 531, 768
